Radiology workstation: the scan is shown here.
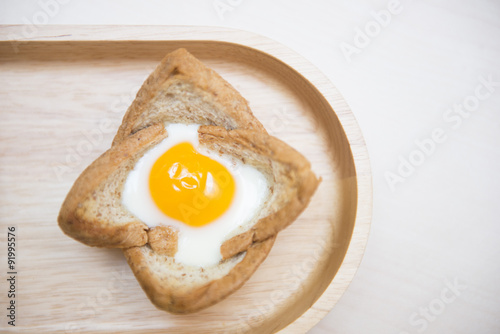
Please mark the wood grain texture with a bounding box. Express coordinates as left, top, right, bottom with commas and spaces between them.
0, 25, 372, 334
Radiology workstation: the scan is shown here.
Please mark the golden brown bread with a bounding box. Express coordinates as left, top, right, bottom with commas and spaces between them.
58, 123, 166, 248
199, 125, 320, 259
58, 48, 320, 314
112, 48, 266, 146
124, 236, 275, 314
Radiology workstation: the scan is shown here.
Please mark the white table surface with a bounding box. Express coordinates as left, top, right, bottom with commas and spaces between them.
1, 1, 499, 333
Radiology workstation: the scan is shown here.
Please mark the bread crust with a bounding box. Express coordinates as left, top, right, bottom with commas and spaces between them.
123, 236, 275, 314
112, 48, 266, 145
58, 123, 167, 248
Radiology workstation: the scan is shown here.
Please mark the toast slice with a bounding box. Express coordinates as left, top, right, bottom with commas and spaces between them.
58, 48, 320, 314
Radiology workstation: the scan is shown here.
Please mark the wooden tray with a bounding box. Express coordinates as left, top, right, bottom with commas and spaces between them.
0, 25, 371, 334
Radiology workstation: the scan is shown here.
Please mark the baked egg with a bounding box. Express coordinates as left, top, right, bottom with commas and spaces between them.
122, 124, 269, 267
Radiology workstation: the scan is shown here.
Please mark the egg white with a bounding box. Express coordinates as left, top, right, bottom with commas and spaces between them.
122, 123, 270, 268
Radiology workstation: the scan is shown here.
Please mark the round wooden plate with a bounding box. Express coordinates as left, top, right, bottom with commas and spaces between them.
0, 25, 372, 333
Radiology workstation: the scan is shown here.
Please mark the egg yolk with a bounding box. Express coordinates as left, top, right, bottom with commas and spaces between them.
149, 142, 235, 227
